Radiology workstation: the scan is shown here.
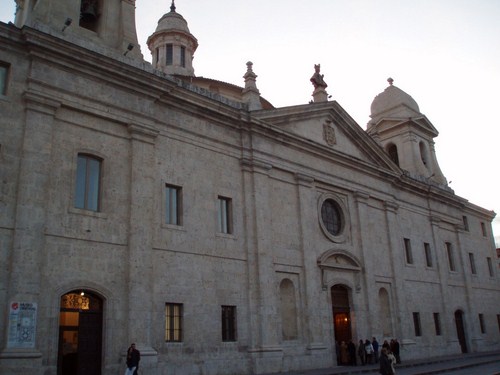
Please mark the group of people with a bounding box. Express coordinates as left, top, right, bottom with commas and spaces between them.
336, 337, 401, 373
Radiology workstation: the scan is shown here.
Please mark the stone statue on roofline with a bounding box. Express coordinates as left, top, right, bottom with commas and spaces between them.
310, 64, 328, 89
310, 64, 329, 103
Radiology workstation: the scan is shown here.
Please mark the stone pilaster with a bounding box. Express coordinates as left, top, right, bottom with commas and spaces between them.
352, 191, 373, 337
453, 224, 477, 350
2, 92, 60, 359
295, 173, 327, 353
126, 123, 159, 368
240, 158, 282, 374
382, 199, 406, 340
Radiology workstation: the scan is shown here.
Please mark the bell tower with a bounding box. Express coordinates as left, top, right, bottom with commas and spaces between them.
147, 1, 198, 76
367, 78, 448, 186
14, 0, 143, 60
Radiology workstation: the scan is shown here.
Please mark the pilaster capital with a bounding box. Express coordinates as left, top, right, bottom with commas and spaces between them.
127, 123, 159, 144
295, 173, 314, 187
240, 158, 273, 174
23, 92, 61, 115
384, 200, 399, 213
354, 191, 370, 203
430, 215, 441, 225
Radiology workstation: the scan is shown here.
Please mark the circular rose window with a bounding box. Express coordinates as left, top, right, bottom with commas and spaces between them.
321, 199, 343, 236
318, 194, 349, 243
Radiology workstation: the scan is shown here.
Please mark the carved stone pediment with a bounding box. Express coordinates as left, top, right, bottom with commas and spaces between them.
317, 250, 361, 272
317, 250, 362, 291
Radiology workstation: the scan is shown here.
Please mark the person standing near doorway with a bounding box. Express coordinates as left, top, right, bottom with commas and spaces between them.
125, 343, 140, 375
372, 337, 379, 363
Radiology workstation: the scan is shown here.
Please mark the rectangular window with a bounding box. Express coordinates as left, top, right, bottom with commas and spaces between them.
446, 242, 456, 271
413, 312, 422, 336
469, 253, 476, 274
166, 44, 173, 65
404, 238, 413, 264
0, 62, 9, 95
424, 242, 433, 267
487, 257, 494, 277
497, 314, 500, 333
221, 305, 237, 342
165, 303, 183, 342
478, 313, 486, 334
433, 313, 441, 335
74, 154, 101, 211
180, 46, 186, 67
217, 196, 233, 234
481, 222, 487, 237
165, 184, 182, 225
156, 48, 159, 64
462, 216, 469, 231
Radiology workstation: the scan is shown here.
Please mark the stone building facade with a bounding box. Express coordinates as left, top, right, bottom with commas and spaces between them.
0, 1, 499, 375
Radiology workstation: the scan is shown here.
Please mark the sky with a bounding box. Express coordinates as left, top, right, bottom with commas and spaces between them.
1, 0, 499, 245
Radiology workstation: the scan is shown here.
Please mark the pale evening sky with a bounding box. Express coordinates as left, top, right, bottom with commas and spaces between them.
1, 0, 499, 245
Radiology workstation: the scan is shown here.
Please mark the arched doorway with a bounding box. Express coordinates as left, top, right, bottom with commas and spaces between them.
57, 290, 103, 375
454, 310, 467, 353
331, 285, 352, 344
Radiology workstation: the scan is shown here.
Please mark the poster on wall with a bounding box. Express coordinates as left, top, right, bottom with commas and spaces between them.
7, 302, 37, 349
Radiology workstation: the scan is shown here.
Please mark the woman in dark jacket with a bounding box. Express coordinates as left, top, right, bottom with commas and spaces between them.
379, 348, 395, 375
126, 343, 140, 375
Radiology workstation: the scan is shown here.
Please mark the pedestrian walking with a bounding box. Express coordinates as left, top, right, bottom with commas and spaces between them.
364, 339, 374, 364
372, 337, 379, 363
358, 339, 366, 365
125, 343, 140, 375
379, 347, 395, 375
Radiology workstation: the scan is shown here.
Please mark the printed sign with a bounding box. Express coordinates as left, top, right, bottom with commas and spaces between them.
7, 302, 37, 348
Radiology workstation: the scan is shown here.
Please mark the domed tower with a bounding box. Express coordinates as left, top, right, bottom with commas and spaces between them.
147, 1, 198, 76
13, 0, 143, 60
367, 78, 447, 186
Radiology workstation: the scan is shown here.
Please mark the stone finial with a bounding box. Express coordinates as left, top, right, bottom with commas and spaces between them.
170, 0, 176, 12
242, 61, 262, 111
387, 77, 394, 86
243, 61, 258, 88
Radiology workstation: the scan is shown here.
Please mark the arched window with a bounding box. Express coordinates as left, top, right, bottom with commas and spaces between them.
387, 144, 399, 166
80, 0, 100, 32
321, 199, 343, 236
280, 279, 298, 340
419, 141, 429, 167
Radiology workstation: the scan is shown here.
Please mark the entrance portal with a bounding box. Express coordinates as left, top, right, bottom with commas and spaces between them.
331, 285, 352, 344
454, 310, 467, 353
58, 290, 103, 375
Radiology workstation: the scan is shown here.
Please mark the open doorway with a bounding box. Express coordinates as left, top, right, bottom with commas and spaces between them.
57, 290, 103, 375
331, 284, 352, 343
454, 310, 467, 353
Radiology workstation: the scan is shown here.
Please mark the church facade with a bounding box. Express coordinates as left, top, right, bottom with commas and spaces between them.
0, 1, 499, 375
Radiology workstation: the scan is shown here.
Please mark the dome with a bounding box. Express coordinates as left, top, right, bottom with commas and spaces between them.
370, 78, 420, 121
154, 3, 191, 35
